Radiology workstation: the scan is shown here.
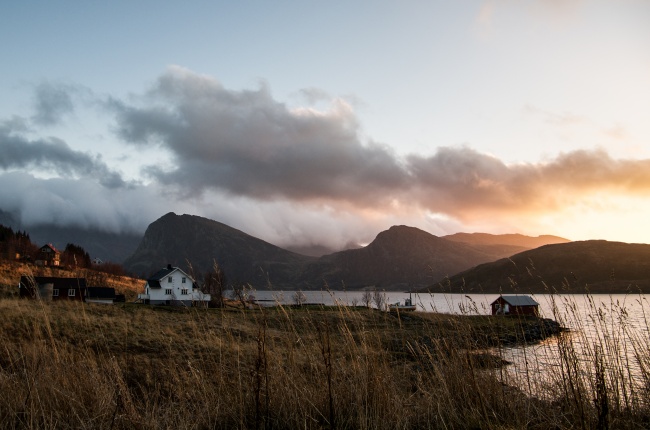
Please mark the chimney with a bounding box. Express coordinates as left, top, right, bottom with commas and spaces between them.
167, 264, 172, 270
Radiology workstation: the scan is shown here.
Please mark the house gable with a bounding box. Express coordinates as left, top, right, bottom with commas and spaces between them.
139, 265, 209, 306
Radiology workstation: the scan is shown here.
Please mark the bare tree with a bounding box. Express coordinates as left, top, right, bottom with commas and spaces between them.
372, 289, 387, 311
202, 260, 226, 308
231, 283, 253, 308
292, 290, 307, 306
361, 289, 373, 308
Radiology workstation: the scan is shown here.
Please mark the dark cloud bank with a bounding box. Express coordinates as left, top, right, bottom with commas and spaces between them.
1, 66, 649, 244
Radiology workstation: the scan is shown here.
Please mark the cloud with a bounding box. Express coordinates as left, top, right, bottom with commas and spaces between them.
2, 66, 650, 247
523, 104, 584, 127
407, 147, 650, 220
106, 67, 650, 221
477, 0, 584, 29
0, 172, 159, 234
0, 125, 128, 189
295, 87, 332, 105
603, 124, 627, 140
30, 81, 78, 126
111, 66, 408, 206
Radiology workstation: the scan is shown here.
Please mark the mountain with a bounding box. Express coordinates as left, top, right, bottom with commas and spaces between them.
443, 232, 569, 259
125, 215, 564, 290
298, 225, 513, 289
425, 240, 650, 294
443, 232, 569, 248
123, 213, 314, 286
285, 244, 339, 257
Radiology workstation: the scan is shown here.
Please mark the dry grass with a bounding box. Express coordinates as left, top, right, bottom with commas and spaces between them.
0, 260, 143, 300
0, 293, 647, 429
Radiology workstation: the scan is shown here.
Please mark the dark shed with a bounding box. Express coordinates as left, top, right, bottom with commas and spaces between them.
19, 276, 87, 301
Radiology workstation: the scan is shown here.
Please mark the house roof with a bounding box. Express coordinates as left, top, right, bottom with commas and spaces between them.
147, 280, 162, 289
40, 243, 60, 253
147, 266, 194, 282
145, 265, 194, 289
20, 276, 87, 289
493, 295, 539, 306
148, 267, 175, 281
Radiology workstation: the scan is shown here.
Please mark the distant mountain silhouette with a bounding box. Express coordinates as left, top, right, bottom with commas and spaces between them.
285, 244, 339, 257
124, 214, 569, 290
299, 225, 510, 289
443, 232, 569, 259
443, 232, 569, 248
425, 240, 650, 294
123, 213, 314, 287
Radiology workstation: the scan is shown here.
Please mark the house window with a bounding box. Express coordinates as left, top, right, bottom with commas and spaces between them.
165, 289, 172, 295
53, 289, 59, 297
182, 277, 186, 283
68, 289, 76, 297
168, 276, 172, 283
181, 289, 188, 295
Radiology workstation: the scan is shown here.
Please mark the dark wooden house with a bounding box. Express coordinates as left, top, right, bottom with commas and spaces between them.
19, 276, 87, 301
34, 244, 60, 267
491, 295, 539, 316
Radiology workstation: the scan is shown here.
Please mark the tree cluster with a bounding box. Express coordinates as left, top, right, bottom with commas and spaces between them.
61, 243, 92, 268
0, 224, 37, 261
0, 223, 130, 282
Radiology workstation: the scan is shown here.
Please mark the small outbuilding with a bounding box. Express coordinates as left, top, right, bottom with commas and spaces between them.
491, 295, 539, 316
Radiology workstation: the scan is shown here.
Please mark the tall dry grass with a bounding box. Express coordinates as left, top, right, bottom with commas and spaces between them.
0, 292, 648, 429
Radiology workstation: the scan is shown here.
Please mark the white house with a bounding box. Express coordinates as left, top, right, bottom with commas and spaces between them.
138, 265, 211, 306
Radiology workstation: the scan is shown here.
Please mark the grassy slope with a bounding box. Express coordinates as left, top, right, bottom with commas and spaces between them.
0, 260, 144, 300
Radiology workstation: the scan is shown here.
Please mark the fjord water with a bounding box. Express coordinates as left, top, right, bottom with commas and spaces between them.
251, 290, 647, 324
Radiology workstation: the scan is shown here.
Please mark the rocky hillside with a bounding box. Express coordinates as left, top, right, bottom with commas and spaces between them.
425, 240, 650, 294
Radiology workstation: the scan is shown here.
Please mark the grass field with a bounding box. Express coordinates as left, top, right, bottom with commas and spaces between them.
0, 293, 647, 429
0, 260, 648, 428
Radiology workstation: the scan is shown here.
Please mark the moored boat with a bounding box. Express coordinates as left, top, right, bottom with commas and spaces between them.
388, 292, 417, 312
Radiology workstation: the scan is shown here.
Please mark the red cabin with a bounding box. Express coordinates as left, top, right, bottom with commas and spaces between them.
491, 295, 539, 316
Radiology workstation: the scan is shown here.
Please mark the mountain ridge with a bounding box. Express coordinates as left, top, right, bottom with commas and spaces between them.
123, 213, 570, 290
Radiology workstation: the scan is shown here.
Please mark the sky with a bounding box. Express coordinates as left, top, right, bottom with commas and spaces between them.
1, 1, 649, 250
